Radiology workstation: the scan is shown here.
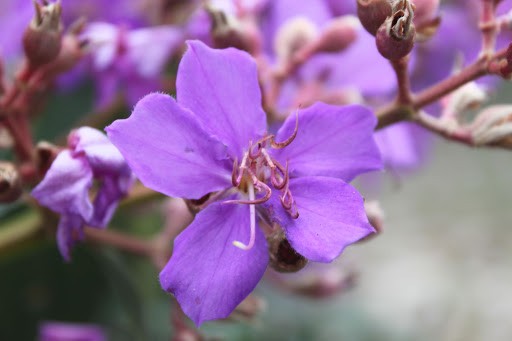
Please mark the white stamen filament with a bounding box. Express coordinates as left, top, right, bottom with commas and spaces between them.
233, 182, 256, 250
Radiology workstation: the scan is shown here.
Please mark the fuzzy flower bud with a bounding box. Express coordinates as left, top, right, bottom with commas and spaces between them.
310, 16, 360, 53
23, 0, 63, 67
0, 161, 22, 203
357, 0, 393, 36
442, 82, 488, 118
206, 6, 262, 55
376, 0, 416, 60
471, 105, 512, 149
274, 17, 318, 65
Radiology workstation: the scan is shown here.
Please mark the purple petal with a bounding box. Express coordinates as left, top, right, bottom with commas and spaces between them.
375, 122, 425, 170
106, 93, 233, 199
127, 26, 184, 78
94, 70, 119, 109
177, 40, 267, 158
56, 214, 84, 262
39, 321, 106, 341
32, 151, 94, 220
70, 127, 130, 176
159, 201, 268, 326
83, 22, 119, 70
265, 176, 374, 262
272, 102, 382, 182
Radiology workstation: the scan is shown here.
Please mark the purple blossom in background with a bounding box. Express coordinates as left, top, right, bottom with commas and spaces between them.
39, 321, 106, 341
32, 127, 134, 261
0, 0, 148, 63
83, 22, 183, 108
107, 40, 382, 325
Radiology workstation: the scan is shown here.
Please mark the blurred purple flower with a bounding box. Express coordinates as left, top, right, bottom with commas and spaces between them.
83, 22, 183, 108
107, 40, 381, 325
39, 321, 106, 341
32, 127, 134, 261
0, 0, 148, 63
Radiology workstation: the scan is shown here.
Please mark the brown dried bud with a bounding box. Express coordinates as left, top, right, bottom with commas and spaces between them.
267, 229, 307, 273
376, 0, 416, 60
206, 6, 262, 55
23, 0, 63, 67
357, 0, 393, 36
0, 162, 23, 203
35, 141, 60, 177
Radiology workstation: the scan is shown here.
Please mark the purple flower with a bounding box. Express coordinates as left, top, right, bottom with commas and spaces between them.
32, 127, 134, 261
39, 321, 106, 341
106, 41, 381, 325
38, 322, 107, 341
82, 22, 184, 108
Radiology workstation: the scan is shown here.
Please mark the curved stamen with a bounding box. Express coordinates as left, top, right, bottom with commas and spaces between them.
271, 160, 288, 190
233, 182, 256, 250
248, 140, 262, 159
231, 157, 239, 186
270, 109, 299, 149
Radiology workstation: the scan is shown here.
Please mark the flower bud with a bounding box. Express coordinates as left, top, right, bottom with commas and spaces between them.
471, 105, 512, 149
310, 16, 360, 53
376, 0, 416, 60
357, 0, 393, 36
267, 229, 308, 273
35, 141, 60, 177
274, 17, 318, 65
23, 0, 63, 67
206, 6, 262, 55
412, 0, 439, 26
442, 82, 487, 118
0, 161, 22, 203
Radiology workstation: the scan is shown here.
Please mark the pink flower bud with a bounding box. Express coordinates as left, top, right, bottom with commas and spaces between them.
376, 0, 416, 60
22, 0, 63, 67
311, 16, 360, 53
412, 0, 440, 26
357, 0, 393, 36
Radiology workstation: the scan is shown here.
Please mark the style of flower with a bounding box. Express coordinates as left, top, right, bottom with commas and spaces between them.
106, 40, 382, 325
32, 127, 134, 261
83, 22, 184, 108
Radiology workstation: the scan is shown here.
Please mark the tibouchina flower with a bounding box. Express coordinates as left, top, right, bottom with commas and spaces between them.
107, 41, 382, 325
32, 127, 134, 261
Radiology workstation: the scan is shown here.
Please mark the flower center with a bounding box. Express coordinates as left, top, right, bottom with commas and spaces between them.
226, 113, 300, 250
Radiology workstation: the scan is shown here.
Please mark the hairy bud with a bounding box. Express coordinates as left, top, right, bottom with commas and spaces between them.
311, 16, 360, 53
23, 0, 63, 67
357, 0, 393, 36
0, 161, 22, 203
267, 229, 307, 273
376, 0, 416, 60
206, 6, 262, 55
471, 105, 512, 149
274, 17, 318, 64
